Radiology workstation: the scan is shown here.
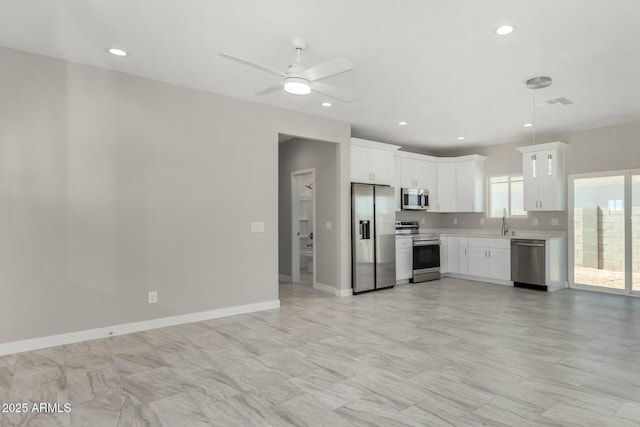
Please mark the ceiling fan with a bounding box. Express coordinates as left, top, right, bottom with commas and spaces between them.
220, 38, 355, 102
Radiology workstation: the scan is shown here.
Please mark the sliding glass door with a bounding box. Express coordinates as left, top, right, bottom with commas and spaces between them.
569, 170, 640, 295
633, 175, 640, 292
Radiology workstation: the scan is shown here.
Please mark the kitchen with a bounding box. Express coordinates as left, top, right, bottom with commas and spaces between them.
350, 137, 567, 294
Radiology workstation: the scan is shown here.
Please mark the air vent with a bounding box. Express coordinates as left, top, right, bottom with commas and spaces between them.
538, 97, 573, 107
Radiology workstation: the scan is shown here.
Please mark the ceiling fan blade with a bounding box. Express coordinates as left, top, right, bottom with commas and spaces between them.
302, 57, 353, 82
256, 82, 283, 95
219, 53, 286, 78
312, 81, 356, 103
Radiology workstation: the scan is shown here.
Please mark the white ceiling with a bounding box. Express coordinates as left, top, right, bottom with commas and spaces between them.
1, 0, 639, 151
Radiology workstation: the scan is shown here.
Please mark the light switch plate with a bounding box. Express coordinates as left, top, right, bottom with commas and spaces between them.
325, 221, 332, 230
533, 218, 539, 226
480, 218, 485, 225
551, 218, 560, 226
251, 222, 265, 232
453, 218, 458, 225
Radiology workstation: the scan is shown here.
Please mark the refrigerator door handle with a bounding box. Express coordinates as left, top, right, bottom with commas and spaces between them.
360, 220, 371, 240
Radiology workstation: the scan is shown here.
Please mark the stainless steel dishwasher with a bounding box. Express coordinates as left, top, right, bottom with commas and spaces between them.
511, 239, 546, 287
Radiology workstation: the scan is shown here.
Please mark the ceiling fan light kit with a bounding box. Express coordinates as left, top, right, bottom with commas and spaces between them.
220, 38, 355, 102
284, 77, 311, 95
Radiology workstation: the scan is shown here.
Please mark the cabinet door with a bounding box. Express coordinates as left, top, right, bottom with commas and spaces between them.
399, 157, 417, 188
414, 159, 428, 189
369, 149, 395, 185
538, 149, 565, 211
522, 152, 540, 211
455, 160, 476, 212
440, 237, 449, 274
458, 245, 469, 275
436, 162, 456, 212
396, 248, 413, 281
468, 246, 489, 277
447, 236, 459, 274
426, 162, 438, 210
351, 146, 372, 183
488, 247, 511, 280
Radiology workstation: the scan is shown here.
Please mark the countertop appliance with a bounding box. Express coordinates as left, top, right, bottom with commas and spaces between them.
352, 184, 396, 293
401, 188, 429, 211
413, 234, 441, 283
511, 239, 546, 289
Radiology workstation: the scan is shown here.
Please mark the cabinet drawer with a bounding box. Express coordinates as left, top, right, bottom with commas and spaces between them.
489, 238, 511, 249
396, 237, 413, 249
468, 237, 491, 247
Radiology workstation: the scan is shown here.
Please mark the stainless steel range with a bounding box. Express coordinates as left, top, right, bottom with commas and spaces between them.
412, 234, 441, 283
395, 221, 441, 283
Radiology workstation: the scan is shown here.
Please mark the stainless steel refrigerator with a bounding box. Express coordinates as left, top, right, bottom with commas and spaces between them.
351, 184, 396, 293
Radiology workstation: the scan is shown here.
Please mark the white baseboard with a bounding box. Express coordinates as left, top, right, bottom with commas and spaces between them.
313, 282, 336, 294
443, 273, 513, 287
335, 287, 353, 297
0, 299, 280, 357
279, 274, 292, 282
312, 282, 353, 297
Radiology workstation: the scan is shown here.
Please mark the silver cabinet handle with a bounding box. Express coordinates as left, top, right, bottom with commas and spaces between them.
488, 250, 491, 258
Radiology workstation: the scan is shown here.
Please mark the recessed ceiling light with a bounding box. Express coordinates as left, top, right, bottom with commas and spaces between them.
107, 48, 128, 57
523, 123, 533, 127
496, 25, 514, 35
398, 121, 408, 126
457, 136, 465, 140
321, 102, 332, 107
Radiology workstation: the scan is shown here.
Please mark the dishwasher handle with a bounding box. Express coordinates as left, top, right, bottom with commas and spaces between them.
511, 240, 545, 247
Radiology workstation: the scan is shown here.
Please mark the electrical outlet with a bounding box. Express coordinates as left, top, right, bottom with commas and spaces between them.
251, 222, 265, 233
325, 221, 332, 230
421, 217, 425, 225
148, 291, 158, 304
532, 218, 539, 226
551, 218, 560, 226
453, 218, 458, 225
480, 218, 485, 225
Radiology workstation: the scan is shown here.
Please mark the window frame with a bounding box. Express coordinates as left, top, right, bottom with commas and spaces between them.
488, 174, 528, 218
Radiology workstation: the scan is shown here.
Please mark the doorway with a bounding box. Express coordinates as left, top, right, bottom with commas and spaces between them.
291, 169, 315, 284
568, 169, 640, 295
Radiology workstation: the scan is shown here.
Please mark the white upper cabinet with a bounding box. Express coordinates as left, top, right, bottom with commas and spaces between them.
351, 138, 400, 185
517, 142, 567, 211
434, 156, 485, 213
398, 156, 428, 189
455, 157, 485, 213
435, 162, 456, 212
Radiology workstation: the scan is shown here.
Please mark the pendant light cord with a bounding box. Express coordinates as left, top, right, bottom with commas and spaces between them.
532, 88, 536, 145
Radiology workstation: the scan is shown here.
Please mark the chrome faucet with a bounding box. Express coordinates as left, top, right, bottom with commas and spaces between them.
501, 215, 509, 236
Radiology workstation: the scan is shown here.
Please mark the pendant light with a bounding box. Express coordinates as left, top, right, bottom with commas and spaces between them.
525, 76, 552, 178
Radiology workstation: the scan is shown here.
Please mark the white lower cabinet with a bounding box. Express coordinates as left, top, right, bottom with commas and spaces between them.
444, 236, 510, 283
467, 238, 511, 281
458, 237, 468, 275
441, 236, 459, 274
396, 237, 413, 283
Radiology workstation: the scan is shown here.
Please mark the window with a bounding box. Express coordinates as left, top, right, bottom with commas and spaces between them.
489, 175, 527, 217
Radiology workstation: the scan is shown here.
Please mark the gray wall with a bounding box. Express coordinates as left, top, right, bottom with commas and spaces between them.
396, 120, 640, 232
278, 138, 339, 287
0, 46, 351, 344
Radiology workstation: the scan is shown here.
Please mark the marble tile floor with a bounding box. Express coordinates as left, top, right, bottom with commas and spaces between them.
3, 277, 640, 426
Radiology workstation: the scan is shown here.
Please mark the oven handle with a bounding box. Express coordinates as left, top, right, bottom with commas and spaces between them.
413, 241, 441, 247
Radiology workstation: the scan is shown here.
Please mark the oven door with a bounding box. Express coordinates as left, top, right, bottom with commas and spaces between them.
412, 241, 441, 282
413, 242, 440, 271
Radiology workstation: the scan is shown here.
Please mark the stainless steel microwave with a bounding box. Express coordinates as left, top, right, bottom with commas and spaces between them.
401, 188, 429, 210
